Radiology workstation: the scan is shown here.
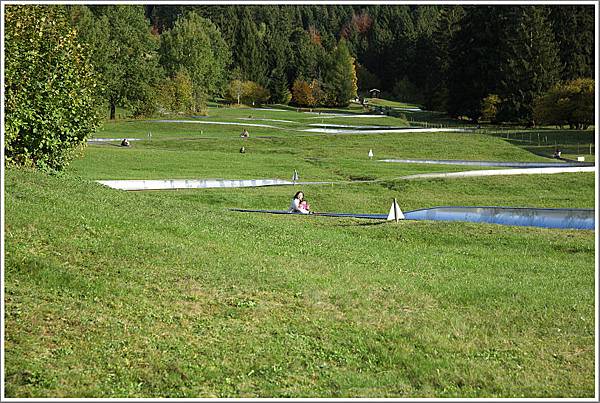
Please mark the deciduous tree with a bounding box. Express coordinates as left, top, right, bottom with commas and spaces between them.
159, 11, 230, 112
75, 5, 162, 119
534, 78, 594, 129
5, 5, 101, 170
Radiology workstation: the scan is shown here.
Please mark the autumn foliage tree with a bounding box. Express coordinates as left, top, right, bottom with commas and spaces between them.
225, 79, 270, 105
291, 79, 317, 107
480, 94, 501, 123
534, 78, 594, 129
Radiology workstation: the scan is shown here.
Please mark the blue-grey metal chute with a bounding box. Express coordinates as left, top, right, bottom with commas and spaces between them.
231, 206, 594, 230
229, 209, 386, 219
403, 206, 594, 230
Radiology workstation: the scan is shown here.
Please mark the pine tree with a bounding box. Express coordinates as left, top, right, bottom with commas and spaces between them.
447, 6, 505, 121
427, 5, 464, 111
288, 28, 321, 82
548, 5, 595, 80
495, 6, 561, 124
264, 22, 292, 104
234, 7, 268, 85
325, 40, 357, 106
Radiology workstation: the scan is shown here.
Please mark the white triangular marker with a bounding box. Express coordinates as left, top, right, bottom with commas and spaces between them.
387, 198, 405, 221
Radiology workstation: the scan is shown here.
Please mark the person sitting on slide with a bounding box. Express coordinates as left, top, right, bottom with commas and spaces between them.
288, 191, 312, 214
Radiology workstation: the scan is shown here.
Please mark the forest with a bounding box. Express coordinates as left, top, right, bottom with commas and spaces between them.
136, 4, 596, 123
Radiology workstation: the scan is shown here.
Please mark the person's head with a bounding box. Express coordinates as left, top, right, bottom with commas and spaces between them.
293, 191, 304, 201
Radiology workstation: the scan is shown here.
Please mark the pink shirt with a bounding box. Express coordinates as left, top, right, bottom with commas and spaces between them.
289, 198, 309, 214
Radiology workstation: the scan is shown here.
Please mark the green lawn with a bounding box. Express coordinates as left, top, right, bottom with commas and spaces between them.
4, 104, 596, 398
364, 97, 422, 110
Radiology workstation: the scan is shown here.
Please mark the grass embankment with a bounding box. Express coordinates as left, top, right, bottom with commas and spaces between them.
4, 104, 596, 398
4, 169, 595, 398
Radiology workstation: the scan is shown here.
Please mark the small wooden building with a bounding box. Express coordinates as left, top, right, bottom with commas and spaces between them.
369, 88, 381, 98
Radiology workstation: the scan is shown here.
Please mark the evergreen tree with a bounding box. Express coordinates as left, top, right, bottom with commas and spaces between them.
447, 6, 506, 121
288, 28, 321, 82
264, 23, 292, 104
325, 40, 358, 106
148, 5, 186, 32
425, 6, 464, 110
234, 7, 268, 85
361, 6, 415, 95
495, 6, 561, 124
548, 5, 595, 80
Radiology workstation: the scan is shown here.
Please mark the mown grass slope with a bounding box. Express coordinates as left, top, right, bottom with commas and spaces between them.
4, 105, 596, 398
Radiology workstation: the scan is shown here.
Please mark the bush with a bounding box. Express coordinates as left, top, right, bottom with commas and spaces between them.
241, 81, 270, 105
5, 5, 102, 170
480, 94, 501, 123
225, 79, 269, 106
159, 69, 194, 114
291, 79, 317, 107
534, 78, 594, 129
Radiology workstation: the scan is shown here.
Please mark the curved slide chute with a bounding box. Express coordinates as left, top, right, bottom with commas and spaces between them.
231, 206, 594, 230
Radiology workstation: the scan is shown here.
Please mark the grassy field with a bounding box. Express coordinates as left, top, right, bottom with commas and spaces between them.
3, 104, 596, 398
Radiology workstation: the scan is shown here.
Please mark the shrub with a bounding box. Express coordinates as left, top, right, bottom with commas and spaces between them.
534, 78, 594, 129
5, 5, 102, 170
480, 94, 501, 123
225, 79, 269, 106
291, 79, 316, 107
241, 81, 270, 105
159, 69, 194, 114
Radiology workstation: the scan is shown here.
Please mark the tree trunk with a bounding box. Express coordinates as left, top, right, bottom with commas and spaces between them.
110, 102, 116, 120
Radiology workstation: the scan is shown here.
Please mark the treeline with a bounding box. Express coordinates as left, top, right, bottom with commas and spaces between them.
63, 4, 600, 121
4, 4, 594, 169
65, 4, 597, 122
69, 4, 360, 117
149, 4, 594, 124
